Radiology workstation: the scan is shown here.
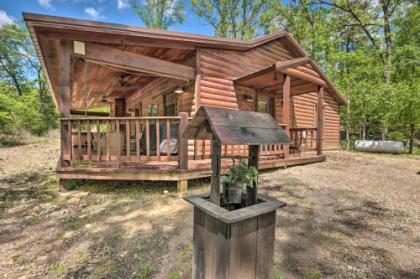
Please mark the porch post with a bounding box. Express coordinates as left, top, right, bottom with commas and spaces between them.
282, 74, 291, 158
178, 112, 189, 170
59, 40, 72, 167
210, 140, 221, 205
317, 86, 324, 155
247, 145, 259, 206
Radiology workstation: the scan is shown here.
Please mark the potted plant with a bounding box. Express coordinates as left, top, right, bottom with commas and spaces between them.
221, 160, 258, 205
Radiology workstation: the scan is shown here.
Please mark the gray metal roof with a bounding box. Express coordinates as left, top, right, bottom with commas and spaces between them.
183, 106, 292, 145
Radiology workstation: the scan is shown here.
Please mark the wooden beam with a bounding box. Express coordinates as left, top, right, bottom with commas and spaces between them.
280, 68, 327, 87
59, 39, 72, 167
247, 145, 259, 206
83, 43, 195, 80
282, 75, 291, 158
317, 86, 324, 155
234, 64, 275, 83
194, 48, 201, 114
275, 57, 311, 72
210, 140, 221, 205
178, 112, 189, 170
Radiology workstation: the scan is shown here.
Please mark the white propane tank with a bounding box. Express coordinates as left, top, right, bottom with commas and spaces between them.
354, 140, 404, 154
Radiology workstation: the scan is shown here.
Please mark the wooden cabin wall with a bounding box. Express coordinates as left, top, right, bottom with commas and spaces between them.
126, 77, 195, 116
290, 91, 340, 150
198, 40, 296, 110
198, 40, 341, 150
235, 85, 340, 150
178, 83, 195, 115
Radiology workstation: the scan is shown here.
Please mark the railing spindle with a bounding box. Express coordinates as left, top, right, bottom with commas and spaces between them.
166, 120, 170, 161
194, 140, 199, 160
87, 120, 91, 160
126, 120, 130, 159
77, 120, 82, 160
201, 139, 205, 159
67, 120, 72, 162
146, 119, 150, 159
106, 120, 110, 161
96, 120, 101, 160
136, 119, 141, 159
156, 119, 160, 160
116, 119, 120, 167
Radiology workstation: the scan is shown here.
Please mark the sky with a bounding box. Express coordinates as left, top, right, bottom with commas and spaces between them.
0, 0, 215, 35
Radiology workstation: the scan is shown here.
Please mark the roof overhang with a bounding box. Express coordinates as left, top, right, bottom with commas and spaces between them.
234, 57, 347, 105
23, 12, 301, 52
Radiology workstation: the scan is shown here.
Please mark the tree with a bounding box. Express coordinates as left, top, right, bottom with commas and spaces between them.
390, 3, 420, 153
191, 0, 267, 39
130, 0, 185, 29
0, 21, 58, 136
0, 22, 28, 95
308, 0, 408, 139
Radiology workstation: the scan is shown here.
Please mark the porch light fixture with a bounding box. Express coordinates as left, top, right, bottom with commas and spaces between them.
174, 87, 184, 94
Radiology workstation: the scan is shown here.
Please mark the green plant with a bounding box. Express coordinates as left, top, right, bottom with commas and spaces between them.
221, 160, 258, 188
50, 262, 65, 275
138, 264, 154, 279
63, 217, 81, 232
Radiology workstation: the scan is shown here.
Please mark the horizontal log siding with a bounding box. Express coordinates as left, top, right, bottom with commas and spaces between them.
198, 39, 340, 150
291, 91, 340, 150
199, 41, 296, 110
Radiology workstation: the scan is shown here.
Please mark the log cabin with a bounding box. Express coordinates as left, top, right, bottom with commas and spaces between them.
23, 13, 346, 192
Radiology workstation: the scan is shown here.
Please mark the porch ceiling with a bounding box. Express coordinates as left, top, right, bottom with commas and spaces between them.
234, 64, 319, 96
233, 58, 346, 104
33, 27, 195, 110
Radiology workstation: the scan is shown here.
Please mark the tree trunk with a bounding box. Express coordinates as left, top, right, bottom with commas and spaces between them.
381, 126, 388, 141
362, 122, 366, 140
408, 124, 415, 154
381, 0, 393, 140
346, 97, 351, 151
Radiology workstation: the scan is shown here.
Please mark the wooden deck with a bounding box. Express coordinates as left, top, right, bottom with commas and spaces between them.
57, 153, 326, 182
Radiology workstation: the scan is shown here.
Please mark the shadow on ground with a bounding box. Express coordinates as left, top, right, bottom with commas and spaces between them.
261, 175, 420, 279
0, 172, 201, 279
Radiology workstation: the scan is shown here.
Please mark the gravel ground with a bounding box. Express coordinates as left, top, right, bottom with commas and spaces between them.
0, 139, 419, 278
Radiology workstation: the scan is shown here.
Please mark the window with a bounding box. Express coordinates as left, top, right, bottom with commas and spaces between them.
164, 93, 177, 116
257, 101, 268, 113
147, 104, 158, 116
257, 99, 274, 117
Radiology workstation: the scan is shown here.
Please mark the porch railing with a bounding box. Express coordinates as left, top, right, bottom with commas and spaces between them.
60, 115, 315, 169
289, 127, 318, 152
61, 115, 183, 167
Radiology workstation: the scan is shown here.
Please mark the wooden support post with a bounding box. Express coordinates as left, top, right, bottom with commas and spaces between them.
59, 39, 71, 167
210, 140, 221, 205
177, 180, 188, 193
193, 48, 201, 114
282, 75, 291, 158
317, 86, 324, 155
247, 145, 260, 206
178, 112, 189, 170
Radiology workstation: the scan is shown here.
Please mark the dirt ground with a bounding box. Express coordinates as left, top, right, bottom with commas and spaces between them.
0, 139, 419, 279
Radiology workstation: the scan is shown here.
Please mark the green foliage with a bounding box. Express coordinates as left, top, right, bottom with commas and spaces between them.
138, 263, 154, 279
50, 262, 66, 275
191, 0, 267, 39
63, 217, 82, 232
259, 0, 419, 153
0, 21, 58, 137
221, 160, 258, 188
130, 0, 184, 29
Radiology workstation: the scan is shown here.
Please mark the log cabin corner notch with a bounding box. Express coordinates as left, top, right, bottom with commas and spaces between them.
23, 12, 346, 189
